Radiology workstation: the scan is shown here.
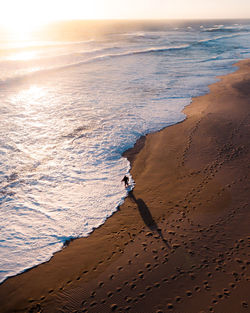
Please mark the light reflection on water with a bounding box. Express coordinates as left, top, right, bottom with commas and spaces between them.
7, 50, 38, 61
0, 65, 133, 282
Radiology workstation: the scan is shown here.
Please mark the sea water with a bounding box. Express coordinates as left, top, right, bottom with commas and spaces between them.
0, 20, 250, 283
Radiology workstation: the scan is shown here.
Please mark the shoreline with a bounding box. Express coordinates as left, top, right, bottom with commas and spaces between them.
0, 59, 249, 313
0, 58, 240, 286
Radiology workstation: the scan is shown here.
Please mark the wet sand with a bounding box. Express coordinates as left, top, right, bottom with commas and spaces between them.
0, 59, 249, 313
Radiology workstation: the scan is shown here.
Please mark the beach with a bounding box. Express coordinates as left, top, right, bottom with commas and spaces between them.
0, 59, 249, 312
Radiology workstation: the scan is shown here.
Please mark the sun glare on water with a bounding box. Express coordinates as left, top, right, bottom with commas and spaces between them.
1, 1, 55, 42
6, 22, 40, 42
2, 14, 48, 42
0, 0, 102, 42
1, 6, 52, 42
7, 50, 38, 61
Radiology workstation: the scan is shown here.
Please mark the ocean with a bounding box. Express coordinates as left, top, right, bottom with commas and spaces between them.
0, 20, 250, 283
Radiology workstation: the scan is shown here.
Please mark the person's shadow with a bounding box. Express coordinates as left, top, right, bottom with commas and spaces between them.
129, 191, 170, 248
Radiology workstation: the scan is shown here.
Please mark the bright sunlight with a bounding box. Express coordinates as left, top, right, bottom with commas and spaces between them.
1, 0, 250, 40
0, 0, 100, 40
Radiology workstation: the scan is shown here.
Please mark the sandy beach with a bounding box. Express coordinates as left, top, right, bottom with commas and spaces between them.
0, 59, 249, 313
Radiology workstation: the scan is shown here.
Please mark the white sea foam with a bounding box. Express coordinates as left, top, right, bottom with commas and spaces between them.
0, 20, 250, 283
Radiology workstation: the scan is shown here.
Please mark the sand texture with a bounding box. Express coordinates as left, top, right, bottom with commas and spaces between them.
0, 60, 249, 313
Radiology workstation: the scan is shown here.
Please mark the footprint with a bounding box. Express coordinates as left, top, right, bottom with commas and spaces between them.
139, 293, 145, 298
223, 289, 230, 296
167, 303, 174, 309
125, 297, 133, 303
110, 304, 118, 311
154, 282, 160, 288
90, 301, 97, 307
90, 291, 96, 298
107, 291, 113, 298
242, 301, 248, 308
186, 290, 192, 297
217, 293, 223, 299
175, 296, 182, 303
229, 282, 235, 288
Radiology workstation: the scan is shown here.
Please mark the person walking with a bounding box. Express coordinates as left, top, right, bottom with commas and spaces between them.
121, 175, 129, 187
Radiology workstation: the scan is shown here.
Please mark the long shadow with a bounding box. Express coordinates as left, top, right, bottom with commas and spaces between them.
129, 191, 170, 248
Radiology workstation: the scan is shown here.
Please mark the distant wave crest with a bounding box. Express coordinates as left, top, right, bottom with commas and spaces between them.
0, 22, 249, 88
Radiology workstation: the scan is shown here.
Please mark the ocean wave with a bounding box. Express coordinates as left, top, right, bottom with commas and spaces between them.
0, 35, 242, 86
1, 45, 122, 63
1, 31, 249, 88
197, 33, 240, 44
0, 39, 95, 53
1, 27, 249, 86
0, 44, 191, 86
202, 25, 249, 33
121, 31, 163, 41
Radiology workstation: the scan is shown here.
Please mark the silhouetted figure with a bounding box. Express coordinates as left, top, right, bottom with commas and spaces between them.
128, 190, 170, 248
121, 175, 129, 187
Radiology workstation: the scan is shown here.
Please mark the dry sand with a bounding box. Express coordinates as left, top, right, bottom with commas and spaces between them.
0, 60, 249, 313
